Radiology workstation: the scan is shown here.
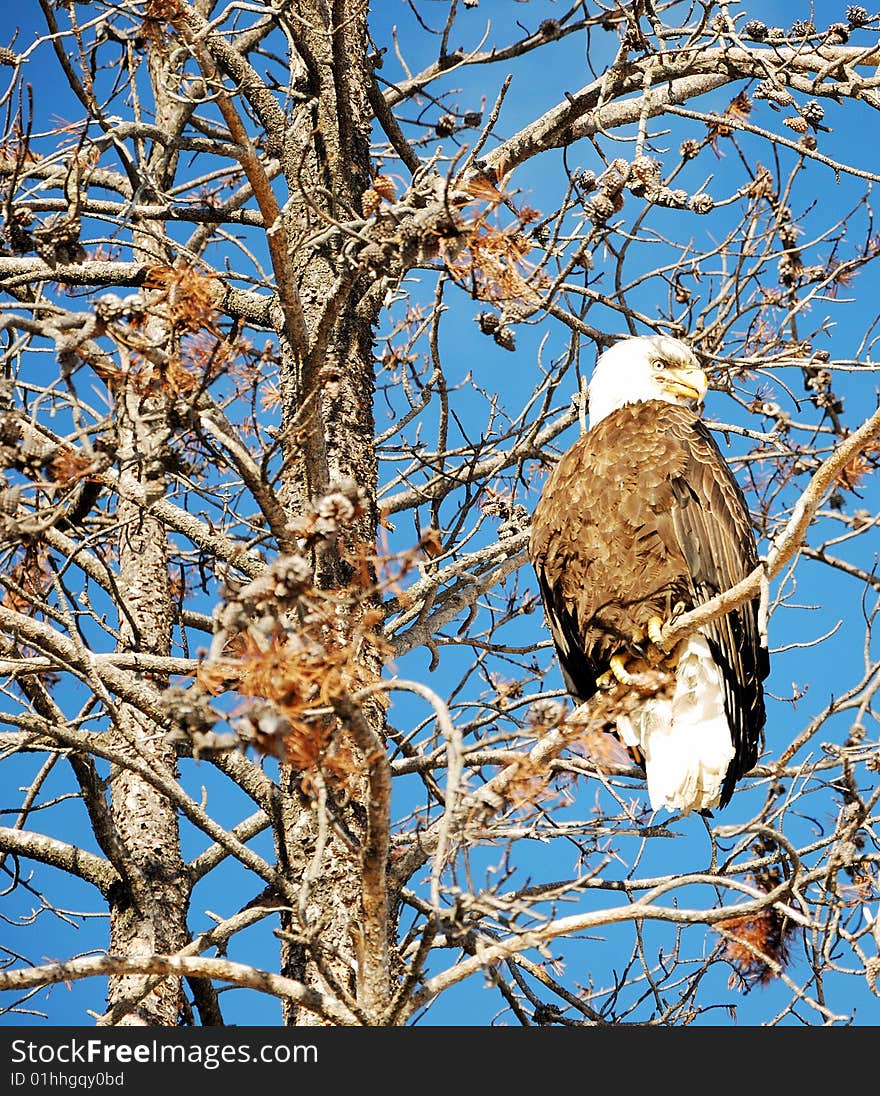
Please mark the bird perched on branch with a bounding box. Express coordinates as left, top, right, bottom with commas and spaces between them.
529, 335, 769, 815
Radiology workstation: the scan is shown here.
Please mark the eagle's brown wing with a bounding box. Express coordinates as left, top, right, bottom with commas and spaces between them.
660, 411, 768, 803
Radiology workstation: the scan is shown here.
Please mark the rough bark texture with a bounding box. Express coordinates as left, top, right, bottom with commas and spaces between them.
107, 386, 188, 1025
104, 25, 193, 1025
272, 2, 386, 1024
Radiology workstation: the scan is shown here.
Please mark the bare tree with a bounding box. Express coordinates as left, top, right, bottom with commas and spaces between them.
0, 0, 878, 1028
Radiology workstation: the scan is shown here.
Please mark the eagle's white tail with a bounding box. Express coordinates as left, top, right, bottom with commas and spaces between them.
616, 634, 734, 814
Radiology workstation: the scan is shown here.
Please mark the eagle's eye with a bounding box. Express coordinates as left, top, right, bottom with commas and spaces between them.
650, 358, 666, 371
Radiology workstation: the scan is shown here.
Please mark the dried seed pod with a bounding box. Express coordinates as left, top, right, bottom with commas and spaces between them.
629, 155, 662, 194
653, 187, 689, 209
825, 22, 850, 44
778, 252, 803, 286
598, 158, 631, 193
778, 220, 801, 247
362, 188, 381, 217
753, 82, 794, 106
372, 174, 396, 201
528, 698, 566, 728
434, 113, 456, 137
477, 311, 500, 334
585, 192, 615, 224
0, 484, 21, 514
94, 293, 124, 321
689, 193, 714, 214
575, 169, 597, 195
493, 325, 516, 352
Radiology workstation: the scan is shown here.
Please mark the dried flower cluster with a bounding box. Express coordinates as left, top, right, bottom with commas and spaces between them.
162, 482, 390, 789
442, 186, 547, 313
716, 839, 797, 989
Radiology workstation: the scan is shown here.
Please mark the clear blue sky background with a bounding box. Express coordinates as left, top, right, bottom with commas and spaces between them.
2, 0, 879, 1027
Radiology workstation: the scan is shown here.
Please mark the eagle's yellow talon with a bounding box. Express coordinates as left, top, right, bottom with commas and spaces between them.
609, 653, 634, 685
648, 615, 668, 652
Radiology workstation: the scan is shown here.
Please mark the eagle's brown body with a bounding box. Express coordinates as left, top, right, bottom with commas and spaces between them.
529, 399, 768, 809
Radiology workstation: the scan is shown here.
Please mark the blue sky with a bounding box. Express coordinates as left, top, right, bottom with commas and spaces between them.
2, 0, 879, 1027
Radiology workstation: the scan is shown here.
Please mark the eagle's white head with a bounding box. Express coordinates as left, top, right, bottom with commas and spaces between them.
588, 335, 708, 429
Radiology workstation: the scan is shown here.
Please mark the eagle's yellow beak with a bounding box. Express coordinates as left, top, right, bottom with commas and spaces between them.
663, 367, 708, 406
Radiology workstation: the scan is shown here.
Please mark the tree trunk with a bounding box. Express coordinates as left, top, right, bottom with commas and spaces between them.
273, 1, 387, 1024
104, 27, 193, 1026
107, 385, 188, 1025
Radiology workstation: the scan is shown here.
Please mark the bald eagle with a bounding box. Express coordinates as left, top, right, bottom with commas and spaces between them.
529, 335, 768, 814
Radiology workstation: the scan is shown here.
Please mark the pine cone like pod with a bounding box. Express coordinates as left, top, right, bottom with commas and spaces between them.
688, 193, 714, 215
158, 685, 222, 735
778, 221, 800, 247
745, 166, 774, 200
270, 554, 313, 595
316, 490, 359, 527
358, 241, 392, 269
628, 155, 662, 194
575, 169, 597, 195
0, 413, 20, 446
493, 325, 516, 352
789, 20, 815, 37
435, 113, 456, 137
654, 187, 689, 209
754, 82, 794, 106
33, 215, 85, 266
362, 188, 381, 217
19, 425, 48, 460
372, 174, 397, 201
477, 311, 500, 335
802, 100, 825, 125
825, 22, 850, 44
679, 138, 702, 160
575, 247, 594, 271
783, 116, 808, 134
621, 26, 649, 51
599, 158, 631, 194
0, 46, 18, 66
0, 484, 21, 514
846, 7, 870, 27
778, 252, 803, 286
528, 699, 566, 728
585, 192, 616, 224
95, 293, 124, 321
743, 20, 768, 40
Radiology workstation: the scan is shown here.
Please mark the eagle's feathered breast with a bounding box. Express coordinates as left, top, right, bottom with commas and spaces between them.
530, 398, 768, 811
